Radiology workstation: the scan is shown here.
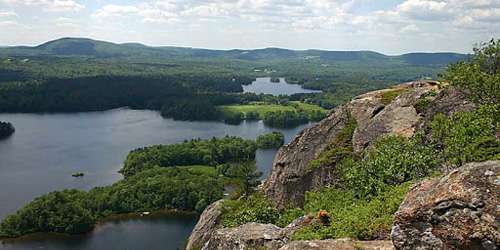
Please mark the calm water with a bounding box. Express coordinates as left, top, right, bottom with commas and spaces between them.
243, 77, 322, 95
0, 109, 308, 250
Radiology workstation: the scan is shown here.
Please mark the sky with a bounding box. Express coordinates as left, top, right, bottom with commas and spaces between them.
0, 0, 498, 54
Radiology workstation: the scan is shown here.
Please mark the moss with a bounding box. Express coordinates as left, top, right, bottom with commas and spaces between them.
380, 88, 406, 105
308, 115, 357, 170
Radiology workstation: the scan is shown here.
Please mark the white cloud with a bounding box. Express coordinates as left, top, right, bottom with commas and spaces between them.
0, 10, 17, 18
0, 0, 84, 12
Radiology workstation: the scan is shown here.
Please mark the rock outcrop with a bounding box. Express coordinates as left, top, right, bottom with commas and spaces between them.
186, 200, 223, 250
391, 160, 500, 250
262, 81, 439, 208
205, 223, 289, 250
279, 238, 394, 250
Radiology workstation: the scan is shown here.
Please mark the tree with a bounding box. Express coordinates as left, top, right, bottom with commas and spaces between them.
443, 39, 500, 105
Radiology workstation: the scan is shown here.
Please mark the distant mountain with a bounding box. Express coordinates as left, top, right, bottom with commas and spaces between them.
0, 37, 468, 65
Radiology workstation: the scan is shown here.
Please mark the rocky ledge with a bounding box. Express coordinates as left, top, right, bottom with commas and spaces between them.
188, 160, 499, 250
392, 160, 499, 250
262, 81, 451, 209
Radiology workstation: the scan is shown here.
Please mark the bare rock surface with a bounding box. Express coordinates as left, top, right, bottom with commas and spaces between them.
186, 200, 223, 250
391, 160, 500, 250
279, 238, 394, 250
263, 81, 439, 209
204, 223, 289, 250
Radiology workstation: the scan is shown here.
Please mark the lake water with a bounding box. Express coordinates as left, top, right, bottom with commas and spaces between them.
243, 77, 322, 95
0, 109, 308, 250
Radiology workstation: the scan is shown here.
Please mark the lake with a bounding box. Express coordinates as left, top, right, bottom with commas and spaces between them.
243, 77, 322, 95
0, 109, 309, 250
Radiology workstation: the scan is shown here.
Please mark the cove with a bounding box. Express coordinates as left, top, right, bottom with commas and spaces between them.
0, 108, 309, 250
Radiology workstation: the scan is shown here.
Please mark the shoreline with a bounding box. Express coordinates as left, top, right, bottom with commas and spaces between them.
0, 209, 199, 243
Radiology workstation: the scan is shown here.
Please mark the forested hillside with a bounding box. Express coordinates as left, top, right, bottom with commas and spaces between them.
0, 38, 467, 125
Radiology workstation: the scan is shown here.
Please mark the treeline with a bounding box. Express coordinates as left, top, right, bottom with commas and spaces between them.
0, 75, 254, 113
0, 121, 15, 139
256, 132, 285, 149
121, 136, 257, 177
0, 167, 224, 237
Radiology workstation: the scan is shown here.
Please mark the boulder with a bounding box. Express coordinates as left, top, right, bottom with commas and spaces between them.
204, 223, 288, 250
391, 160, 500, 250
279, 238, 394, 250
186, 200, 223, 250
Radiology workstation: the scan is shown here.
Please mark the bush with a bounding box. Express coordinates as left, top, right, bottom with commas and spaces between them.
442, 39, 499, 105
221, 194, 280, 228
256, 132, 285, 149
431, 105, 500, 166
292, 182, 412, 240
341, 135, 437, 198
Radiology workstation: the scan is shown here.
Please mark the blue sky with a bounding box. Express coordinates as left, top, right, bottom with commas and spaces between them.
0, 0, 498, 54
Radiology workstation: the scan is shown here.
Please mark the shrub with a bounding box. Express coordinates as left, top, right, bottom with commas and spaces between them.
442, 39, 499, 105
221, 194, 279, 228
431, 105, 500, 166
292, 182, 412, 240
341, 135, 437, 198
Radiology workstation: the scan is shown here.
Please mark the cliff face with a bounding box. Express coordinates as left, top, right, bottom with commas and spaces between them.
262, 81, 439, 209
186, 81, 493, 250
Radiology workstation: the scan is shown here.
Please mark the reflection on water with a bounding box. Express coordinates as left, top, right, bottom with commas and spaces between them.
243, 77, 322, 96
0, 212, 197, 250
0, 108, 309, 250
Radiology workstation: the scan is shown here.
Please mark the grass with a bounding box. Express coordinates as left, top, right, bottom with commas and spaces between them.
380, 88, 407, 105
217, 101, 327, 119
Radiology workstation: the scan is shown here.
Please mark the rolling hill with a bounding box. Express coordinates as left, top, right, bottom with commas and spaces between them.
0, 37, 468, 66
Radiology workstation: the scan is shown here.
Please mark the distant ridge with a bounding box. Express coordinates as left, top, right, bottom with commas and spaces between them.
0, 37, 468, 65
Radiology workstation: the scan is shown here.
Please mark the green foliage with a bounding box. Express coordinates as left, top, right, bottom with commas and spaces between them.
0, 190, 96, 237
309, 116, 357, 170
0, 166, 225, 237
292, 183, 412, 240
443, 39, 499, 104
341, 135, 437, 198
430, 105, 500, 166
221, 194, 280, 228
161, 98, 221, 121
380, 88, 406, 105
222, 111, 243, 125
276, 208, 304, 228
256, 132, 285, 149
0, 121, 15, 139
414, 98, 431, 114
217, 162, 262, 195
121, 136, 257, 177
262, 110, 308, 128
218, 101, 327, 127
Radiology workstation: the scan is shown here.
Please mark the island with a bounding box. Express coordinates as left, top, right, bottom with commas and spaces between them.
0, 121, 15, 139
0, 135, 267, 237
270, 77, 280, 83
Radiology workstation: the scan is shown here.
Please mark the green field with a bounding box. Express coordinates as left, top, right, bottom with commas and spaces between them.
217, 101, 327, 119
